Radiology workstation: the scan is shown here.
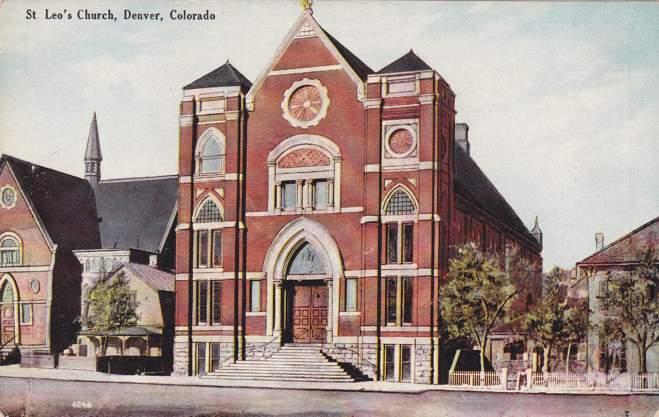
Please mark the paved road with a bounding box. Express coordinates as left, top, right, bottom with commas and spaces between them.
0, 377, 657, 417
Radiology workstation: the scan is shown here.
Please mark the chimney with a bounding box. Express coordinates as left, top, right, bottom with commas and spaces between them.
149, 254, 158, 268
595, 233, 604, 251
455, 123, 470, 155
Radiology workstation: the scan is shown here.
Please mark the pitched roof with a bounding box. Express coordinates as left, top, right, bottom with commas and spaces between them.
320, 27, 373, 80
94, 175, 178, 253
579, 216, 659, 265
0, 154, 101, 250
184, 61, 253, 90
377, 49, 432, 74
84, 112, 102, 161
454, 147, 538, 248
124, 263, 174, 292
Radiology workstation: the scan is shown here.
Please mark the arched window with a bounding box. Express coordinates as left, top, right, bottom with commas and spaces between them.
0, 281, 14, 303
0, 235, 20, 266
383, 188, 417, 264
287, 242, 326, 276
193, 198, 224, 269
196, 129, 225, 175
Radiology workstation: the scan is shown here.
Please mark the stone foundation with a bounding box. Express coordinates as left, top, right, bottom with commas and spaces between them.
172, 339, 189, 376
414, 344, 433, 384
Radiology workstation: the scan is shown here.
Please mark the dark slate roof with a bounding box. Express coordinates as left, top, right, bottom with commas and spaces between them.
320, 27, 373, 80
124, 263, 175, 292
85, 112, 102, 161
454, 147, 538, 248
95, 175, 178, 253
184, 61, 253, 91
377, 50, 432, 74
579, 216, 659, 265
1, 154, 101, 250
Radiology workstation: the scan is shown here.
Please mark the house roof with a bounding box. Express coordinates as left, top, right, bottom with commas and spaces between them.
94, 175, 178, 253
578, 216, 659, 265
184, 61, 253, 91
320, 27, 373, 80
1, 154, 101, 251
377, 49, 432, 74
454, 147, 539, 249
124, 263, 174, 292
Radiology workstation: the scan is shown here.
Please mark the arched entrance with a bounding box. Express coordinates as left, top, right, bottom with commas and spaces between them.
0, 274, 19, 345
263, 218, 343, 344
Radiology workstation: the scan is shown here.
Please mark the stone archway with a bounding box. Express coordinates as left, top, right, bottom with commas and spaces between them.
262, 217, 343, 342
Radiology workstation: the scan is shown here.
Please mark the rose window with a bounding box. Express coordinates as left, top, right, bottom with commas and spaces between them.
388, 129, 414, 155
1, 186, 16, 209
288, 86, 323, 122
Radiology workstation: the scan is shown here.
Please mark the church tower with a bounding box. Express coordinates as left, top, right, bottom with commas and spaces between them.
84, 112, 102, 187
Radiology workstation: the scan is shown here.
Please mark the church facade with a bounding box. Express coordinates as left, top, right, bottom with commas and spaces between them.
174, 9, 542, 383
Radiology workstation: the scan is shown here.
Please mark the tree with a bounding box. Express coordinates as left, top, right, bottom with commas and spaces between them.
525, 267, 588, 373
441, 243, 517, 373
82, 271, 139, 356
607, 247, 658, 374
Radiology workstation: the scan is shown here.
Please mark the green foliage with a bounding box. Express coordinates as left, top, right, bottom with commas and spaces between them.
84, 271, 139, 336
441, 243, 517, 371
606, 247, 658, 373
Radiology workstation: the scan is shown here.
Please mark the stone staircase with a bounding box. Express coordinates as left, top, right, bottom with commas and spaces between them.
205, 343, 357, 382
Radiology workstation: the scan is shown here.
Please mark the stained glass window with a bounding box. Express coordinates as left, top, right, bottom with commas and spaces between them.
200, 136, 224, 174
385, 189, 416, 215
196, 200, 222, 223
0, 236, 20, 266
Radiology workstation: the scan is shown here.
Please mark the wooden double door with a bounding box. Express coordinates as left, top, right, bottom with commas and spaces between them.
287, 282, 328, 343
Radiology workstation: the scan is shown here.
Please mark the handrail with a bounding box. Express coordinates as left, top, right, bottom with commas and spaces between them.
0, 335, 16, 352
220, 336, 281, 366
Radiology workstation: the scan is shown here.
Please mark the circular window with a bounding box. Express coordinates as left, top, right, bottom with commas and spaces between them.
281, 78, 330, 128
1, 186, 17, 209
30, 279, 40, 294
385, 126, 417, 158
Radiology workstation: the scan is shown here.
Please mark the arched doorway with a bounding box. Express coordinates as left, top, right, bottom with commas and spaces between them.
263, 217, 344, 343
284, 242, 329, 343
0, 275, 19, 345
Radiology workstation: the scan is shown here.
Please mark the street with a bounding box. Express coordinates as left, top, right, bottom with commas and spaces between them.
0, 377, 657, 417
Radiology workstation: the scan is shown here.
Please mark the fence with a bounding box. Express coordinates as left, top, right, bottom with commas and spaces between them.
448, 371, 502, 388
448, 370, 659, 392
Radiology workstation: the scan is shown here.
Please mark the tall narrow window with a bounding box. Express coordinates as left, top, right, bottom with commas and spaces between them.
250, 280, 261, 312
196, 343, 207, 376
386, 224, 398, 264
384, 345, 396, 381
198, 230, 209, 268
345, 278, 357, 312
197, 281, 209, 325
211, 281, 221, 324
401, 345, 412, 382
212, 230, 222, 267
0, 236, 20, 266
20, 304, 32, 324
402, 223, 414, 263
210, 343, 222, 372
402, 278, 413, 325
200, 136, 224, 174
386, 277, 397, 325
314, 180, 328, 209
282, 181, 296, 209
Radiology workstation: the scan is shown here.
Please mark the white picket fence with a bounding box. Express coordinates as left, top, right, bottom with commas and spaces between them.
448, 371, 502, 388
448, 371, 659, 392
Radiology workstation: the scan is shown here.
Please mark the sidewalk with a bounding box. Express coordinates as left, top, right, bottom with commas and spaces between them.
0, 365, 655, 396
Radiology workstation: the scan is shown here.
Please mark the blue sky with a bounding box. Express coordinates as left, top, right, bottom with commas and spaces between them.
0, 1, 657, 270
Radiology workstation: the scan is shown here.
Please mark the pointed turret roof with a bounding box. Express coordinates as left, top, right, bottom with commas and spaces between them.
84, 112, 102, 161
377, 49, 432, 74
531, 216, 542, 233
184, 61, 253, 91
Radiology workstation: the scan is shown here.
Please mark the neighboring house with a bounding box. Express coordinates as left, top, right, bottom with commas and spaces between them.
74, 263, 175, 373
577, 217, 659, 374
0, 154, 100, 365
174, 7, 542, 383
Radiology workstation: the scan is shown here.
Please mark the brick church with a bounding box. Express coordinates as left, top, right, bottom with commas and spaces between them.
174, 6, 542, 383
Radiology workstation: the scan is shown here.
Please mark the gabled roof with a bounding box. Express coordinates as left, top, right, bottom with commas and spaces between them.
84, 112, 102, 161
94, 175, 178, 253
454, 147, 538, 248
0, 154, 101, 251
123, 263, 174, 292
377, 49, 432, 74
184, 61, 253, 91
579, 216, 659, 265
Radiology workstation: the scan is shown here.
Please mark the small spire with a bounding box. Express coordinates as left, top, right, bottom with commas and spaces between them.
85, 112, 102, 161
300, 0, 313, 14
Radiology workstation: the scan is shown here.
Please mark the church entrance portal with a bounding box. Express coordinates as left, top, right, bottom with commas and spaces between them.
286, 281, 328, 343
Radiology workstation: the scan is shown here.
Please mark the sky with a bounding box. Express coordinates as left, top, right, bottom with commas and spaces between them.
0, 1, 657, 271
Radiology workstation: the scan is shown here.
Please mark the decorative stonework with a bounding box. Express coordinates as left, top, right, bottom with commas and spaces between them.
0, 185, 17, 209
384, 124, 417, 159
277, 149, 330, 168
282, 79, 330, 129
